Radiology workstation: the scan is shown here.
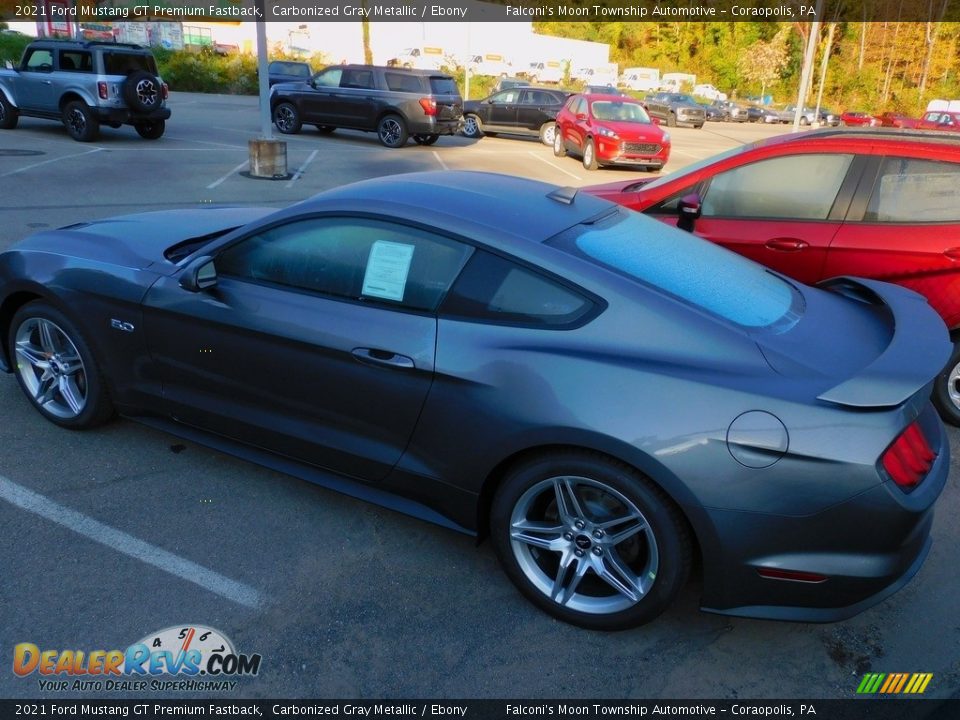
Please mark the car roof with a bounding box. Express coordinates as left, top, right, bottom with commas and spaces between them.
580, 93, 642, 102
764, 127, 960, 149
338, 64, 451, 77
296, 171, 613, 244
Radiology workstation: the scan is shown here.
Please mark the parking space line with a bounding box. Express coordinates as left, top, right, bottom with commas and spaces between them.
0, 148, 104, 178
431, 150, 448, 170
207, 160, 249, 189
286, 149, 318, 188
527, 151, 583, 181
0, 474, 263, 609
164, 135, 247, 149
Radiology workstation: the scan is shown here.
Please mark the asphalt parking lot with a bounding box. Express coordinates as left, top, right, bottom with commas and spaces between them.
1, 92, 958, 701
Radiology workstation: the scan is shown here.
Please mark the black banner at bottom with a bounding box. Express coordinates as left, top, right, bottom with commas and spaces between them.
1, 699, 957, 720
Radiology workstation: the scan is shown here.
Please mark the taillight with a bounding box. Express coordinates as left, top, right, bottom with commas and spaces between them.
161, 83, 169, 100
97, 82, 108, 100
881, 421, 935, 491
419, 98, 437, 116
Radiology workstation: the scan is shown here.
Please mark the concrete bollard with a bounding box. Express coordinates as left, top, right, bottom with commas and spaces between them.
248, 139, 288, 178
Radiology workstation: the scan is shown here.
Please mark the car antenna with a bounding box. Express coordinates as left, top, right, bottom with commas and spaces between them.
547, 187, 578, 205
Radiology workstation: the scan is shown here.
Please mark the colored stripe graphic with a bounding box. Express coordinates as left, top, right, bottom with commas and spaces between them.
857, 673, 932, 694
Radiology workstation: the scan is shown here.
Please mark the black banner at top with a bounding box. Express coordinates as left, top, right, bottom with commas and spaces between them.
0, 0, 958, 23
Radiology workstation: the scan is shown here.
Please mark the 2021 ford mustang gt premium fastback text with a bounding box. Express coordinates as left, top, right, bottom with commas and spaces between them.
0, 172, 950, 630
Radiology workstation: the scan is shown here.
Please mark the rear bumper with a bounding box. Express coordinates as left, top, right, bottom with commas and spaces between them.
409, 117, 463, 136
93, 107, 171, 124
699, 407, 948, 622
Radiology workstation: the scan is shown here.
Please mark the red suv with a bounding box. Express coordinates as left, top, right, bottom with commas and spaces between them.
583, 129, 960, 423
554, 93, 670, 171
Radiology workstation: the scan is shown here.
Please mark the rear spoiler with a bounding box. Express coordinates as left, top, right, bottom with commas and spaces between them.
816, 277, 951, 409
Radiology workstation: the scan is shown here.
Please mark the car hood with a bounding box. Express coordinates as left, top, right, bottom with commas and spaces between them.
598, 122, 665, 141
11, 208, 275, 270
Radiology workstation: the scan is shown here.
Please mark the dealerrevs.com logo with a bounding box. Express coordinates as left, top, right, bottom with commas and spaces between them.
13, 625, 261, 692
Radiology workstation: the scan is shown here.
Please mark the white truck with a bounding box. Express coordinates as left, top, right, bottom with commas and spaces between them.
659, 72, 696, 92
466, 53, 512, 77
620, 67, 660, 92
388, 46, 448, 71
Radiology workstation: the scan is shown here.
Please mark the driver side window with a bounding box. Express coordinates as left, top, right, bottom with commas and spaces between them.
24, 49, 54, 72
313, 69, 342, 88
215, 218, 473, 312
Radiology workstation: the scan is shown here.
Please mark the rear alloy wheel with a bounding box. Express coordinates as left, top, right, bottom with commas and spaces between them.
582, 139, 599, 171
0, 93, 18, 130
134, 120, 165, 140
412, 134, 440, 145
462, 113, 483, 139
933, 340, 960, 426
539, 122, 556, 146
63, 101, 99, 142
553, 127, 566, 157
273, 102, 302, 134
9, 302, 113, 429
491, 452, 690, 630
377, 114, 408, 148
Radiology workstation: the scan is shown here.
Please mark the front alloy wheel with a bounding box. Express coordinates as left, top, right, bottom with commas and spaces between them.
10, 303, 113, 429
273, 102, 301, 134
933, 340, 960, 426
491, 454, 690, 630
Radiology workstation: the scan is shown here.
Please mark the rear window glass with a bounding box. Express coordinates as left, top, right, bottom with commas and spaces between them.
549, 210, 801, 330
102, 52, 157, 76
429, 77, 459, 95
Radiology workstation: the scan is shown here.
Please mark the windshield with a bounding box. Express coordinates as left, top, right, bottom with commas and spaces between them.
549, 209, 801, 330
669, 94, 696, 104
591, 100, 650, 123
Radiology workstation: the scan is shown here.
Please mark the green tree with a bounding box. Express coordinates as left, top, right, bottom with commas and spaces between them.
737, 27, 791, 100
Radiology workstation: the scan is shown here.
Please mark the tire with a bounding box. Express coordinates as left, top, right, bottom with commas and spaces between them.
412, 134, 439, 145
666, 113, 676, 128
694, 124, 704, 129
800, 116, 810, 126
314, 125, 335, 134
0, 93, 18, 130
9, 301, 114, 430
462, 113, 483, 139
490, 451, 691, 630
933, 340, 960, 426
553, 127, 566, 157
539, 121, 556, 146
377, 114, 408, 148
134, 119, 165, 140
582, 139, 599, 171
62, 101, 99, 142
123, 70, 163, 113
272, 102, 302, 134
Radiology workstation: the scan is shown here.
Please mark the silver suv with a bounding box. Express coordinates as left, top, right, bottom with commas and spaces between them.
0, 40, 171, 142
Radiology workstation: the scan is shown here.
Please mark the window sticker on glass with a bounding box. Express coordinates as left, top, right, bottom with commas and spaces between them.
362, 240, 415, 302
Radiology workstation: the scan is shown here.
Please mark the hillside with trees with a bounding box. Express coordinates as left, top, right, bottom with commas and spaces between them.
536, 20, 960, 113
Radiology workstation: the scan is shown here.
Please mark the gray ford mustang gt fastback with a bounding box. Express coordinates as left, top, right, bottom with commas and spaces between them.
0, 171, 950, 630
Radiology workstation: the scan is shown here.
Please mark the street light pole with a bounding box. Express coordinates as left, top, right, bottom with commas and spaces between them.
792, 0, 824, 132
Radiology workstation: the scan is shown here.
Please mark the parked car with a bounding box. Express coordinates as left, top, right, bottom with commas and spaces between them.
554, 93, 670, 171
700, 102, 724, 121
917, 110, 960, 132
0, 39, 170, 142
745, 105, 780, 123
267, 60, 312, 87
582, 128, 960, 424
779, 105, 821, 125
461, 86, 568, 145
840, 110, 879, 127
0, 171, 948, 630
693, 83, 726, 101
270, 64, 463, 148
492, 76, 529, 93
643, 92, 706, 128
709, 100, 749, 122
875, 111, 922, 128
584, 84, 627, 96
818, 108, 841, 126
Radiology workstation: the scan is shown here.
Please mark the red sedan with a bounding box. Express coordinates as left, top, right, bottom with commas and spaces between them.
875, 111, 922, 128
918, 110, 960, 132
839, 111, 878, 127
582, 128, 960, 424
553, 93, 670, 171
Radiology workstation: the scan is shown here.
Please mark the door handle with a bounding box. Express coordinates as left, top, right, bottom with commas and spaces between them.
351, 347, 415, 369
765, 238, 810, 252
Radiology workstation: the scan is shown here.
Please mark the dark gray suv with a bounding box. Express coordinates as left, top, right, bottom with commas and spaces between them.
270, 64, 463, 148
0, 40, 170, 142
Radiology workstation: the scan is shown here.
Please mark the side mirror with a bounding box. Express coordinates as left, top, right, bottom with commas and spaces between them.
575, 112, 586, 121
677, 193, 702, 233
651, 116, 661, 125
179, 255, 218, 292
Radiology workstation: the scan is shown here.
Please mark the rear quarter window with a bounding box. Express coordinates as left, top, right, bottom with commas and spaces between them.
385, 72, 423, 93
429, 77, 459, 95
864, 157, 960, 223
